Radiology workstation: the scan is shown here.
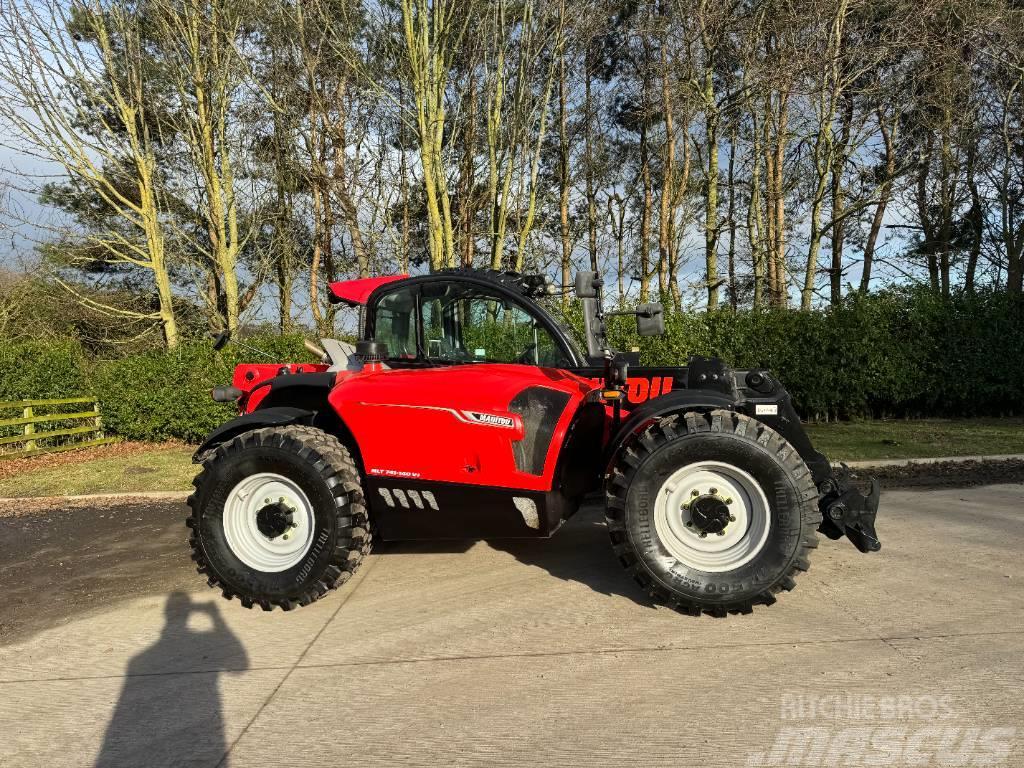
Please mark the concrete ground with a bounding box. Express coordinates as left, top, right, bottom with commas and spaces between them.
1, 484, 1022, 768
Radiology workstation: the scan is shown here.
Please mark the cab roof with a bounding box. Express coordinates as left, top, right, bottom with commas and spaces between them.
328, 275, 409, 306
331, 269, 555, 307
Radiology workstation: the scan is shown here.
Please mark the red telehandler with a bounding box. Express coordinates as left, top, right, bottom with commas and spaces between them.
188, 270, 880, 616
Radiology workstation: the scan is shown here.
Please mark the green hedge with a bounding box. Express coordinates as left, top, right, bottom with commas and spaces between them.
0, 334, 316, 443
586, 287, 1024, 419
1, 289, 1021, 442
0, 339, 87, 400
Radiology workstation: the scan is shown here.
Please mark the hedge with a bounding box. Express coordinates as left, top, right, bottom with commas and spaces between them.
1, 288, 1021, 442
589, 287, 1024, 420
0, 334, 317, 444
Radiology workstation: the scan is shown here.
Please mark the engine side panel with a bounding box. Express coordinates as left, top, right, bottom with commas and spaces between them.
327, 364, 594, 494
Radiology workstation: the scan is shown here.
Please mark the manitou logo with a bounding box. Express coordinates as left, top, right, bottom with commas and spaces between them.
462, 411, 515, 428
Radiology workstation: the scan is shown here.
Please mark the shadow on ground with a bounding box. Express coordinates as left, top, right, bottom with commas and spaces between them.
377, 505, 656, 611
488, 507, 657, 610
0, 500, 197, 646
94, 591, 248, 768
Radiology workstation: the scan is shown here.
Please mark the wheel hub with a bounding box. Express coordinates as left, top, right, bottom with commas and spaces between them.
255, 502, 295, 539
687, 494, 732, 535
653, 462, 771, 573
221, 473, 315, 573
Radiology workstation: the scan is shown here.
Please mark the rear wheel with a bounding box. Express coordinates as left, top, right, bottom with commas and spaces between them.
187, 426, 370, 611
605, 409, 820, 616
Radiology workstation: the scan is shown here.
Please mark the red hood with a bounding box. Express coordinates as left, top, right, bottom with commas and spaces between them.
328, 275, 409, 306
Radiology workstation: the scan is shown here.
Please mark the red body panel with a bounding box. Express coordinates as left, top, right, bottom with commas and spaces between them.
328, 275, 408, 306
327, 364, 594, 492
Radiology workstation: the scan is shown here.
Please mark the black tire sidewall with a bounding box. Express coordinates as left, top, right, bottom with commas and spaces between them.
195, 444, 340, 600
623, 432, 805, 602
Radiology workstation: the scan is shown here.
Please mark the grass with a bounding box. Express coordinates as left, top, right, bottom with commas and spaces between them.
0, 418, 1021, 498
0, 443, 196, 498
805, 417, 1024, 461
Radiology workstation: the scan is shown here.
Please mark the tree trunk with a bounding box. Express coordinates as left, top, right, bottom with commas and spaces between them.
748, 108, 765, 308
861, 110, 895, 293
704, 67, 720, 310
829, 96, 853, 305
639, 118, 653, 303
584, 47, 599, 274
558, 53, 572, 304
658, 41, 676, 304
726, 125, 737, 311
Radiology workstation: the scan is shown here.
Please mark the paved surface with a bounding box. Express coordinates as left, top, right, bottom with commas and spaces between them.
1, 485, 1022, 767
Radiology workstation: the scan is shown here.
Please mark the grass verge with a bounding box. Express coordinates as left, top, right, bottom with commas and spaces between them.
0, 442, 196, 498
805, 418, 1024, 461
0, 418, 1021, 497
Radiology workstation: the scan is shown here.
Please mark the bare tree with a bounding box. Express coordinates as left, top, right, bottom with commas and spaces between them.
0, 0, 180, 346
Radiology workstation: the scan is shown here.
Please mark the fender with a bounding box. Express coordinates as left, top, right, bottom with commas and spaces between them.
241, 371, 336, 412
193, 406, 314, 461
604, 389, 737, 470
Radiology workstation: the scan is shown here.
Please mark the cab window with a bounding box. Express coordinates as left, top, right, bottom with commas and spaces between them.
419, 282, 569, 367
373, 287, 418, 359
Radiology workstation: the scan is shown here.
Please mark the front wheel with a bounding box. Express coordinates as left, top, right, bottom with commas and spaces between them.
187, 426, 370, 611
606, 410, 821, 616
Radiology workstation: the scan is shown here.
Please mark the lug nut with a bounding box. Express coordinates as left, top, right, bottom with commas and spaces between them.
709, 487, 718, 495
725, 497, 733, 505
729, 515, 736, 522
685, 521, 693, 528
717, 530, 726, 536
691, 489, 700, 497
699, 532, 707, 538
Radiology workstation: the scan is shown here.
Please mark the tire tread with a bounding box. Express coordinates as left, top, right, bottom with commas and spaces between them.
186, 425, 371, 612
605, 409, 821, 617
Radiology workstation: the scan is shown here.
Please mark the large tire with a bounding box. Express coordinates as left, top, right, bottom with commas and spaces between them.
187, 426, 370, 611
605, 409, 820, 617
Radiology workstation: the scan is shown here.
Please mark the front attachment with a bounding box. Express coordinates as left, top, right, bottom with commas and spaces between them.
818, 464, 882, 553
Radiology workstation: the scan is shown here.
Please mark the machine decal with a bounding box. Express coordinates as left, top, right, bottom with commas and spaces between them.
377, 487, 439, 510
358, 402, 518, 429
369, 467, 422, 479
463, 411, 515, 428
584, 375, 675, 404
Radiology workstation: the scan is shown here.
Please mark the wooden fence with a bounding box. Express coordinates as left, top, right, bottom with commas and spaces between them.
0, 397, 114, 460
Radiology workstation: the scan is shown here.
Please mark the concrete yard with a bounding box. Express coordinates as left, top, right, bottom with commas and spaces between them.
1, 484, 1022, 767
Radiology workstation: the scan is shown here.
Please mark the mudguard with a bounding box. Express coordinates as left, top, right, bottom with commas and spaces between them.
604, 388, 737, 468
193, 406, 314, 461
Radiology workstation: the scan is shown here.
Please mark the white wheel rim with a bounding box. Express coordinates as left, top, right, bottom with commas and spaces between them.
653, 461, 771, 573
222, 473, 316, 572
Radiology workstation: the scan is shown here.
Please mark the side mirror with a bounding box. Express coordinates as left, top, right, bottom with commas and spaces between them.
581, 297, 608, 358
212, 330, 231, 351
636, 303, 665, 336
574, 271, 600, 299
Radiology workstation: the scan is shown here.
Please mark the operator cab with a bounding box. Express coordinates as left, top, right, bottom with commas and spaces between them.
357, 272, 587, 370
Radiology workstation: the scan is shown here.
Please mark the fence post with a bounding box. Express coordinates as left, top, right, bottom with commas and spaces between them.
23, 405, 36, 451
94, 399, 104, 439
